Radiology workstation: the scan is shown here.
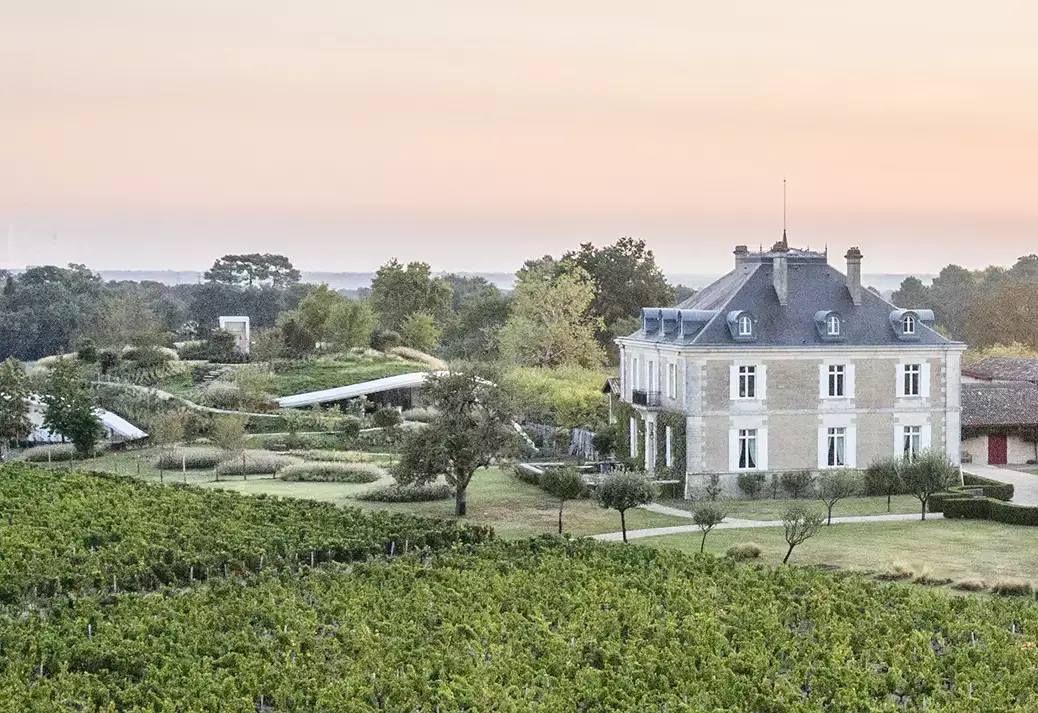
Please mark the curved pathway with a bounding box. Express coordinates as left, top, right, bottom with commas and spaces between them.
594, 509, 943, 542
94, 381, 282, 419
963, 464, 1038, 506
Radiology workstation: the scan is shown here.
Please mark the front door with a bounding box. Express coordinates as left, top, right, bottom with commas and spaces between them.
988, 435, 1008, 465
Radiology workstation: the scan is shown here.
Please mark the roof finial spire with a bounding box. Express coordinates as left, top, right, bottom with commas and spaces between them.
782, 176, 788, 248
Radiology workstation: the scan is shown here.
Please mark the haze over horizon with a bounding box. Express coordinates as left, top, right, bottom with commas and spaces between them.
3, 1, 1036, 275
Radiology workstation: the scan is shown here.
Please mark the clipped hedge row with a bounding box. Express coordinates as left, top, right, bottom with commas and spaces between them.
962, 472, 1015, 501
942, 496, 1038, 526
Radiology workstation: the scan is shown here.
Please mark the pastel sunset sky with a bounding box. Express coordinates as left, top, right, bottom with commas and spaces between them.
2, 0, 1036, 275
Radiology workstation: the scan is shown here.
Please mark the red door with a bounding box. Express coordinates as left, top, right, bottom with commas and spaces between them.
988, 435, 1008, 465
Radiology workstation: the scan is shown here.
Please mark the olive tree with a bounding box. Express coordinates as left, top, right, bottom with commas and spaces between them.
597, 472, 658, 543
781, 506, 824, 564
901, 450, 957, 520
816, 469, 862, 525
692, 502, 728, 553
540, 467, 589, 534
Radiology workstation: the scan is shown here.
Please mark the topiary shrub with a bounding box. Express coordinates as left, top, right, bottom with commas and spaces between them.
372, 407, 403, 429
196, 381, 244, 410
356, 483, 453, 502
214, 452, 301, 476
278, 462, 386, 483
155, 446, 226, 470
21, 444, 99, 462
726, 542, 762, 561
286, 449, 377, 463
992, 579, 1034, 597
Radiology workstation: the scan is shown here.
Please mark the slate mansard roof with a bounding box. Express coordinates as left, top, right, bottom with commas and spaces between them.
624, 247, 954, 348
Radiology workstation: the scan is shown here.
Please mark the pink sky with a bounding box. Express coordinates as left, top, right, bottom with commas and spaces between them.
2, 1, 1036, 274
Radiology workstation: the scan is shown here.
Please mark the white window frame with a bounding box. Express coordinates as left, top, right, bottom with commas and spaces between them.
826, 427, 847, 467
828, 364, 845, 397
826, 314, 841, 336
738, 366, 756, 399
903, 364, 920, 397
738, 314, 753, 336
648, 360, 657, 394
902, 314, 916, 335
730, 363, 767, 401
667, 362, 677, 400
736, 429, 758, 470
903, 425, 921, 460
817, 420, 856, 469
665, 426, 673, 468
631, 357, 640, 392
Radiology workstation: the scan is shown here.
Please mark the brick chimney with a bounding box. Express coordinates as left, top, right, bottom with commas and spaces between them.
845, 247, 863, 306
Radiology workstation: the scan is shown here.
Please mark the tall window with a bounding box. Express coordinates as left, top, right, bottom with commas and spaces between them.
827, 427, 847, 467
631, 358, 640, 391
665, 426, 673, 468
738, 314, 753, 336
903, 425, 921, 460
738, 366, 756, 398
826, 314, 841, 336
902, 314, 916, 335
648, 361, 656, 393
903, 364, 921, 396
667, 362, 677, 399
738, 429, 757, 469
828, 364, 845, 397
630, 417, 639, 457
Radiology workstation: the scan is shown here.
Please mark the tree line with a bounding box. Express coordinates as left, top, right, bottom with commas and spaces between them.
0, 238, 680, 367
891, 254, 1038, 350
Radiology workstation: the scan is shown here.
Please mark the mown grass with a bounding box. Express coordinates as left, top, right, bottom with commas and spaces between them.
659, 494, 923, 520
267, 356, 428, 396
642, 519, 1038, 585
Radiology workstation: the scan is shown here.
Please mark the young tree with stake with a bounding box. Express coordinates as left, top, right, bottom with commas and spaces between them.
816, 469, 862, 525
540, 467, 589, 534
781, 506, 824, 564
901, 450, 957, 520
692, 502, 727, 553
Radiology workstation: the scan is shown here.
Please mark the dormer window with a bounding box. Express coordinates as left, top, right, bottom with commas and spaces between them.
826, 314, 841, 336
738, 314, 753, 336
902, 314, 916, 335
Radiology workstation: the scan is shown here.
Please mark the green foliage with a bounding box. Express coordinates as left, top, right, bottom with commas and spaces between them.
21, 443, 93, 462
597, 471, 658, 542
75, 338, 98, 363
692, 501, 727, 553
816, 469, 862, 524
357, 483, 454, 502
780, 469, 814, 499
901, 450, 957, 520
863, 456, 907, 501
369, 259, 453, 332
963, 472, 1014, 500
372, 407, 403, 429
203, 328, 241, 362
439, 286, 511, 361
499, 264, 605, 368
295, 285, 376, 351
394, 372, 515, 515
211, 415, 248, 454
656, 411, 687, 479
278, 461, 385, 483
539, 466, 590, 534
942, 496, 1038, 526
504, 366, 608, 430
0, 463, 489, 601
781, 505, 824, 564
266, 354, 423, 396
726, 542, 762, 560
0, 359, 32, 451
338, 416, 363, 443
370, 328, 402, 351
204, 253, 300, 288
399, 311, 441, 352
39, 358, 104, 455
97, 348, 120, 374
737, 471, 767, 499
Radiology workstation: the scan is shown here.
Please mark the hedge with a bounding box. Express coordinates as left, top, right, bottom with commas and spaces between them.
930, 475, 1014, 513
942, 497, 1038, 526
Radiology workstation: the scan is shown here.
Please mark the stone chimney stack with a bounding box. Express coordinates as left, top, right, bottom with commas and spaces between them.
772, 242, 789, 306
845, 247, 863, 306
733, 245, 749, 267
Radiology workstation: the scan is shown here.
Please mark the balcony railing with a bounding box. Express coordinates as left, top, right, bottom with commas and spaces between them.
631, 389, 661, 408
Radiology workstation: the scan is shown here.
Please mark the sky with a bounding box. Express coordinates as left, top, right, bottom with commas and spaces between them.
2, 1, 1037, 275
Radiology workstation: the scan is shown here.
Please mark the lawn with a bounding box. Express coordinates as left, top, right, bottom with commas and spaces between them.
642, 518, 1038, 586
659, 494, 924, 520
36, 447, 689, 539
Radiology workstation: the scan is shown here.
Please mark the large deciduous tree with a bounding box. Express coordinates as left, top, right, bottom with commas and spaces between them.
393, 371, 515, 516
369, 260, 453, 332
0, 359, 32, 460
965, 280, 1038, 350
562, 237, 674, 346
498, 264, 605, 368
204, 254, 301, 289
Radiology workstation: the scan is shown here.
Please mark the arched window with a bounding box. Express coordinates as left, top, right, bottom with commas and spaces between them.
826, 314, 841, 336
738, 314, 753, 336
902, 314, 916, 335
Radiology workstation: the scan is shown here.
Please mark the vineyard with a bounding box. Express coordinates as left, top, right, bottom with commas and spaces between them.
2, 465, 1038, 710
0, 464, 489, 602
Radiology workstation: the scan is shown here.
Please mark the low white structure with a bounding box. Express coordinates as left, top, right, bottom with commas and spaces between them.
277, 371, 447, 408
218, 316, 251, 355
27, 399, 148, 444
